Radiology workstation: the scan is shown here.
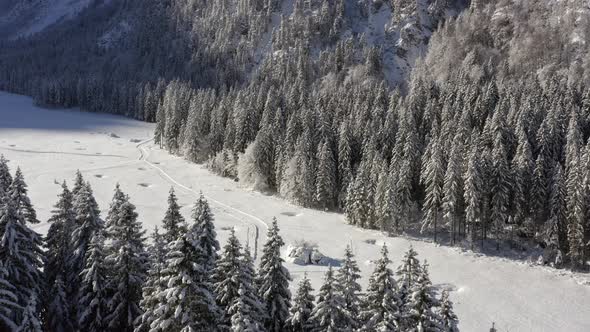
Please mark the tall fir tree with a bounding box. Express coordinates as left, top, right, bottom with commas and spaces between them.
359, 245, 400, 331
7, 167, 39, 225
403, 262, 441, 331
214, 228, 245, 327
104, 195, 149, 332
336, 245, 361, 329
258, 218, 292, 331
78, 230, 109, 332
0, 155, 12, 198
286, 274, 315, 332
0, 262, 19, 331
438, 290, 458, 332
150, 217, 220, 331
191, 193, 220, 275
310, 266, 349, 332
162, 187, 187, 243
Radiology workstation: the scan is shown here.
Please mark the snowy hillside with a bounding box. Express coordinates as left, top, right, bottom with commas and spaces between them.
0, 0, 91, 39
2, 92, 590, 331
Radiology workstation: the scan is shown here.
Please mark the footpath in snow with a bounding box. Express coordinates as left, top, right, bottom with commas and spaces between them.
1, 91, 589, 331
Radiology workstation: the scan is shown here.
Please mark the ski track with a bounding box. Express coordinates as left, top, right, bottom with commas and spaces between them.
136, 138, 267, 258
0, 145, 127, 158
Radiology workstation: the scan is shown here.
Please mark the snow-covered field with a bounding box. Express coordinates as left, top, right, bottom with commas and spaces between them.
1, 91, 589, 331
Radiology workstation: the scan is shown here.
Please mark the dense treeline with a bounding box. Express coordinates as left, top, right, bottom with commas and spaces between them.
0, 157, 460, 331
1, 0, 590, 270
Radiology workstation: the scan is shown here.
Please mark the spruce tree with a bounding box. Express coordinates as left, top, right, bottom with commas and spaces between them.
44, 181, 76, 330
359, 245, 400, 331
438, 290, 458, 332
315, 140, 337, 210
0, 155, 12, 198
78, 230, 108, 332
0, 262, 19, 331
191, 193, 220, 274
336, 245, 361, 329
104, 196, 149, 332
490, 132, 511, 250
135, 227, 167, 332
286, 274, 315, 332
310, 266, 348, 332
442, 137, 464, 244
71, 182, 103, 290
0, 192, 44, 322
46, 275, 72, 332
404, 262, 440, 331
19, 293, 42, 332
7, 167, 39, 225
229, 285, 264, 332
150, 220, 220, 331
396, 246, 423, 306
464, 142, 482, 248
72, 170, 85, 198
421, 137, 444, 242
258, 218, 292, 331
214, 229, 244, 326
162, 187, 187, 243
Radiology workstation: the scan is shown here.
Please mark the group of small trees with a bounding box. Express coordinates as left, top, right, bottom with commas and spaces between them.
0, 156, 460, 331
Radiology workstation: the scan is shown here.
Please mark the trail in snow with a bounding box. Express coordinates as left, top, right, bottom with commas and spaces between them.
136, 138, 268, 258
0, 145, 127, 158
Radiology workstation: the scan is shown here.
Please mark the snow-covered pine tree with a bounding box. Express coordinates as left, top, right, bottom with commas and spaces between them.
345, 155, 373, 228
0, 155, 12, 198
545, 164, 566, 266
490, 131, 511, 250
396, 246, 423, 306
72, 170, 85, 198
0, 191, 44, 323
104, 196, 149, 332
135, 227, 167, 332
375, 161, 394, 233
404, 261, 441, 331
0, 262, 19, 330
71, 182, 103, 291
214, 228, 244, 327
464, 140, 483, 249
191, 193, 220, 275
19, 293, 42, 332
286, 273, 315, 332
567, 156, 586, 269
237, 245, 267, 328
150, 219, 220, 331
437, 290, 458, 332
442, 134, 464, 245
310, 266, 349, 331
104, 183, 126, 232
421, 135, 444, 242
336, 245, 361, 329
43, 181, 77, 330
229, 284, 264, 332
258, 218, 292, 331
337, 121, 353, 209
78, 230, 108, 332
359, 245, 400, 331
315, 140, 337, 210
7, 167, 39, 224
46, 275, 72, 332
162, 187, 187, 243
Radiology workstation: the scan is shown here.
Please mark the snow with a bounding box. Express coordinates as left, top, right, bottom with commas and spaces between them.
1, 91, 590, 331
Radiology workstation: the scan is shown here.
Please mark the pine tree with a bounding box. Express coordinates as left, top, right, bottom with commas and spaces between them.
19, 293, 42, 332
335, 245, 361, 329
135, 227, 168, 332
396, 246, 423, 306
490, 132, 511, 250
162, 187, 187, 243
315, 140, 337, 210
0, 155, 12, 198
71, 182, 103, 290
78, 230, 108, 332
464, 142, 482, 248
421, 136, 444, 242
546, 164, 566, 266
44, 182, 76, 330
150, 221, 220, 331
375, 163, 394, 233
214, 229, 245, 327
104, 183, 126, 232
104, 196, 149, 332
442, 136, 464, 244
404, 262, 440, 331
229, 285, 264, 332
258, 218, 292, 331
359, 245, 400, 331
310, 266, 348, 332
286, 274, 315, 332
238, 245, 267, 328
72, 170, 85, 198
191, 193, 220, 274
0, 193, 44, 321
7, 167, 39, 225
438, 290, 458, 332
46, 275, 72, 332
0, 263, 19, 331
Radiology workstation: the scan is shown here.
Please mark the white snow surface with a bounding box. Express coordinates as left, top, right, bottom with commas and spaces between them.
1, 91, 590, 331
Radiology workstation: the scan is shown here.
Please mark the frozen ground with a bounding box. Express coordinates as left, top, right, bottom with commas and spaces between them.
1, 91, 589, 331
